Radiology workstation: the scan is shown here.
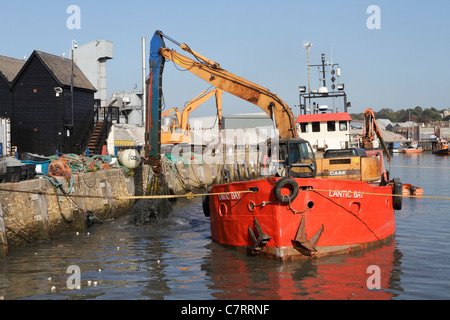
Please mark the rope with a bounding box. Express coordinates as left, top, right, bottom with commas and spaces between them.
311, 188, 450, 200
2, 181, 450, 203
115, 189, 256, 201
390, 165, 450, 170
310, 189, 381, 242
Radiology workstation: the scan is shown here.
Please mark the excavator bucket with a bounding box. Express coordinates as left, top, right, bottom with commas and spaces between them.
145, 31, 166, 168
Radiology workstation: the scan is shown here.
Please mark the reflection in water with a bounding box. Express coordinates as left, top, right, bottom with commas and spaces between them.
0, 203, 403, 300
203, 239, 402, 300
3, 152, 450, 300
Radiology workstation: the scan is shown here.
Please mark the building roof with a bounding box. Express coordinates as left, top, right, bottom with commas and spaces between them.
296, 112, 352, 123
0, 55, 25, 83
376, 119, 394, 130
12, 50, 96, 92
395, 121, 417, 127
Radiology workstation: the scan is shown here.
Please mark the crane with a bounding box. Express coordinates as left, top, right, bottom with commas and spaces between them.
145, 30, 315, 178
161, 88, 223, 144
361, 108, 391, 162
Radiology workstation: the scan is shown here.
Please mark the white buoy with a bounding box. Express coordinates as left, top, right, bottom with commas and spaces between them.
118, 149, 141, 169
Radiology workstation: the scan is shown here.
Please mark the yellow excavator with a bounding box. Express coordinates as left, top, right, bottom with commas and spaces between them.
161, 88, 223, 144
146, 31, 388, 183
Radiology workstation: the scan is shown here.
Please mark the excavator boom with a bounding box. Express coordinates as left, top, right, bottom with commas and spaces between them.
160, 88, 222, 144
180, 88, 223, 131
362, 108, 390, 162
145, 31, 316, 179
154, 30, 298, 140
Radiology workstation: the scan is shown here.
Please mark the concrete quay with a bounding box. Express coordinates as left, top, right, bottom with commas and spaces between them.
0, 165, 151, 258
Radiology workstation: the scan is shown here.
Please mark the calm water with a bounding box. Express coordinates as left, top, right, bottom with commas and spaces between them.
1, 152, 449, 301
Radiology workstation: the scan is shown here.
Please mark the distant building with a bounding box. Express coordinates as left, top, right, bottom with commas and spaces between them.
111, 91, 143, 125
442, 109, 450, 119
71, 40, 113, 108
0, 55, 25, 118
11, 50, 96, 156
222, 113, 273, 130
376, 119, 394, 131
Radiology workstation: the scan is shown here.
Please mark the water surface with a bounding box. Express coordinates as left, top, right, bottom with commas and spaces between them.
1, 153, 449, 300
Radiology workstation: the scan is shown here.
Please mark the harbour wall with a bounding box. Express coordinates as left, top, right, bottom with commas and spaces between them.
160, 147, 262, 195
0, 165, 152, 258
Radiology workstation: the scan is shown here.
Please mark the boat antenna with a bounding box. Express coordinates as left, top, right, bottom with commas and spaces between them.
303, 41, 312, 112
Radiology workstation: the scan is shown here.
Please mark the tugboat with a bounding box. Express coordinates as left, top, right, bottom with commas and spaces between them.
146, 31, 402, 260
432, 139, 449, 155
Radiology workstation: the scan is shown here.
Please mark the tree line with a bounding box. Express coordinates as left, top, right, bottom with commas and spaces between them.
350, 107, 448, 123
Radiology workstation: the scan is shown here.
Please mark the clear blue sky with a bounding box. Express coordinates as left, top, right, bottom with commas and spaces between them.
1, 0, 449, 117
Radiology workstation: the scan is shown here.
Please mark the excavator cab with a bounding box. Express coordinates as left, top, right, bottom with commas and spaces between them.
266, 138, 316, 178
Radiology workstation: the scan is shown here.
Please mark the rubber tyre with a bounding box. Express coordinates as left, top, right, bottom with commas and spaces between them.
202, 195, 210, 217
393, 178, 402, 210
274, 177, 299, 204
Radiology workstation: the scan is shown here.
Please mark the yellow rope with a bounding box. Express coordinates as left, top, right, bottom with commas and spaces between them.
115, 189, 255, 201
3, 183, 450, 202
390, 165, 450, 170
311, 189, 450, 200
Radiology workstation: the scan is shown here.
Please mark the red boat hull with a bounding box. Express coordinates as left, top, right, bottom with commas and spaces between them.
208, 177, 396, 260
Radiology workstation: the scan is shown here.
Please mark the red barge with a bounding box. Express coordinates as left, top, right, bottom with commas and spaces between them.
205, 176, 398, 260
146, 31, 403, 260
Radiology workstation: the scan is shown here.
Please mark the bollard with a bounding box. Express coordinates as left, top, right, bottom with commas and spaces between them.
0, 204, 9, 259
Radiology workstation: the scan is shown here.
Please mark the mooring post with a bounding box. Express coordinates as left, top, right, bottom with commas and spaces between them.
0, 204, 9, 259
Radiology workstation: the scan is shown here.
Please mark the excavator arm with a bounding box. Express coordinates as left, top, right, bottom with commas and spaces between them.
180, 88, 223, 132
162, 107, 181, 121
152, 30, 298, 140
160, 89, 223, 145
362, 108, 390, 162
145, 31, 316, 179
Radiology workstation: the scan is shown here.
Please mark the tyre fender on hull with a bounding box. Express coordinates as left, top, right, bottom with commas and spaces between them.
393, 178, 402, 210
202, 186, 212, 217
273, 177, 299, 204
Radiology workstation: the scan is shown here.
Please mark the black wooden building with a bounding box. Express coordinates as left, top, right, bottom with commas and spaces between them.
10, 50, 96, 156
0, 55, 25, 118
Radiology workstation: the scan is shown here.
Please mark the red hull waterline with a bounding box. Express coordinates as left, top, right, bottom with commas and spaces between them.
207, 177, 397, 261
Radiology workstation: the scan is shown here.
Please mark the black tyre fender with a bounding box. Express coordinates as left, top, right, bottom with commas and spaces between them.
273, 177, 299, 204
393, 178, 402, 210
222, 168, 230, 182
202, 186, 212, 217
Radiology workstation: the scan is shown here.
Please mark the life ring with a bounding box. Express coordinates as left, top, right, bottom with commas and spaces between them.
273, 177, 299, 204
392, 178, 402, 210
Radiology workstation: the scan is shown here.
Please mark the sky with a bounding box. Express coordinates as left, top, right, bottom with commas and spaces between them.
1, 0, 449, 118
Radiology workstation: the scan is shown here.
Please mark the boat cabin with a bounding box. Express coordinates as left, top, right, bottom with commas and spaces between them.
296, 112, 352, 153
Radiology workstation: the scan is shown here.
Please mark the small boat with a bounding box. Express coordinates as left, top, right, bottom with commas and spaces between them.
388, 142, 402, 154
402, 184, 423, 197
402, 141, 423, 154
432, 139, 449, 155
